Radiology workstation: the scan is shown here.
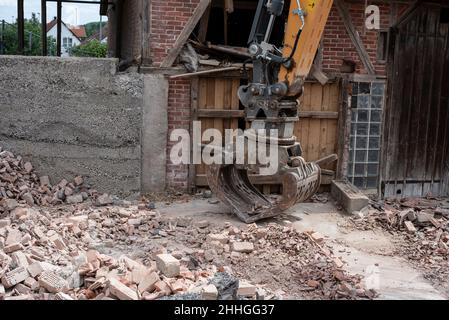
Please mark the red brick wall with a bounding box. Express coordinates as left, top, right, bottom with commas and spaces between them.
322, 2, 405, 75
166, 79, 192, 190
150, 0, 201, 66
147, 0, 413, 191
149, 1, 200, 190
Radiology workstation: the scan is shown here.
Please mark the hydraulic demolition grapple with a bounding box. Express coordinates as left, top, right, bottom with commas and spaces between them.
206, 0, 334, 223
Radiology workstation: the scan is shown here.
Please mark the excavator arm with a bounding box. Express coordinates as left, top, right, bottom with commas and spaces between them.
206, 0, 334, 223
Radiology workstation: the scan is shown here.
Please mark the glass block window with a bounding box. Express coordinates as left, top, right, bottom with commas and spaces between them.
347, 82, 385, 189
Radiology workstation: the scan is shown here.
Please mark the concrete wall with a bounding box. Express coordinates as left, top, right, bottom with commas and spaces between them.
0, 56, 143, 197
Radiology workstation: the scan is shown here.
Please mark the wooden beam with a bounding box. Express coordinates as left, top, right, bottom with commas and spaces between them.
141, 0, 151, 65
17, 0, 24, 55
198, 109, 244, 118
197, 3, 211, 43
189, 78, 199, 194
335, 0, 376, 75
161, 0, 211, 67
41, 0, 47, 56
195, 110, 339, 119
169, 66, 240, 79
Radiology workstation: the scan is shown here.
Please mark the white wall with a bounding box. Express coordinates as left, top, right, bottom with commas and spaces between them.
47, 24, 81, 57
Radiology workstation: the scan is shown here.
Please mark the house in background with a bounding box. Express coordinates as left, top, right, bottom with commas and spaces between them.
80, 25, 108, 46
46, 18, 86, 57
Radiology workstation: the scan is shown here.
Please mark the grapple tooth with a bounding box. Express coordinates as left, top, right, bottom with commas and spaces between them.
206, 162, 321, 223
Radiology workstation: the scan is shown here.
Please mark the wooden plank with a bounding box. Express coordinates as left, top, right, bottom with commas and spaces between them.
196, 109, 338, 119
189, 77, 199, 193
141, 0, 151, 64
231, 78, 240, 130
308, 84, 323, 162
198, 109, 244, 118
319, 85, 330, 164
161, 0, 211, 67
335, 0, 376, 75
214, 79, 225, 142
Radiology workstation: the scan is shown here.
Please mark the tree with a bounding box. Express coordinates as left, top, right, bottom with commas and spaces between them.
84, 21, 107, 38
0, 13, 56, 56
71, 40, 107, 58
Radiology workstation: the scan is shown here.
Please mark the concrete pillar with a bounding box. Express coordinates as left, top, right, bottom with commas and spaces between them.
141, 74, 169, 193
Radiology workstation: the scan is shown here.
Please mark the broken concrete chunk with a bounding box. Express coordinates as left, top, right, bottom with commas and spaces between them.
108, 278, 138, 300
2, 199, 18, 211
27, 262, 48, 278
207, 233, 229, 244
237, 281, 257, 297
210, 272, 239, 300
4, 242, 25, 254
21, 193, 34, 206
331, 180, 369, 213
38, 271, 68, 293
1, 266, 29, 288
11, 207, 29, 220
40, 176, 50, 187
404, 221, 417, 233
24, 162, 33, 173
310, 232, 325, 244
55, 292, 74, 300
11, 251, 29, 268
66, 194, 84, 204
155, 254, 180, 278
202, 284, 218, 300
73, 176, 84, 186
96, 194, 113, 206
138, 272, 159, 294
231, 242, 254, 253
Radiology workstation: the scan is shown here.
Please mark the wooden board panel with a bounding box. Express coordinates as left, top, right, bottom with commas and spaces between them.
382, 4, 449, 197
194, 78, 340, 188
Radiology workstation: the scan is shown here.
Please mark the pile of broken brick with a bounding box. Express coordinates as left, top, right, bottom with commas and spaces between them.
351, 197, 449, 288
0, 148, 114, 217
1, 148, 376, 300
0, 203, 266, 300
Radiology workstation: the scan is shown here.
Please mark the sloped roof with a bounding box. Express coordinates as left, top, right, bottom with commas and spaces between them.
80, 24, 108, 45
70, 26, 87, 39
46, 18, 84, 41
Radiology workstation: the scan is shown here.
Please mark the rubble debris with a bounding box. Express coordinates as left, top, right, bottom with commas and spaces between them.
231, 242, 254, 253
155, 254, 180, 278
0, 149, 98, 213
0, 148, 376, 300
38, 271, 68, 293
237, 281, 257, 297
404, 221, 417, 233
202, 284, 218, 300
210, 272, 239, 300
348, 196, 449, 293
108, 278, 139, 301
331, 180, 369, 213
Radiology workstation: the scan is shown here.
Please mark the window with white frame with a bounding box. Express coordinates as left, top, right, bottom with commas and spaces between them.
63, 37, 73, 48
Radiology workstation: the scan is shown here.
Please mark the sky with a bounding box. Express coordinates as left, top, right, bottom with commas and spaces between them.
0, 0, 107, 26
